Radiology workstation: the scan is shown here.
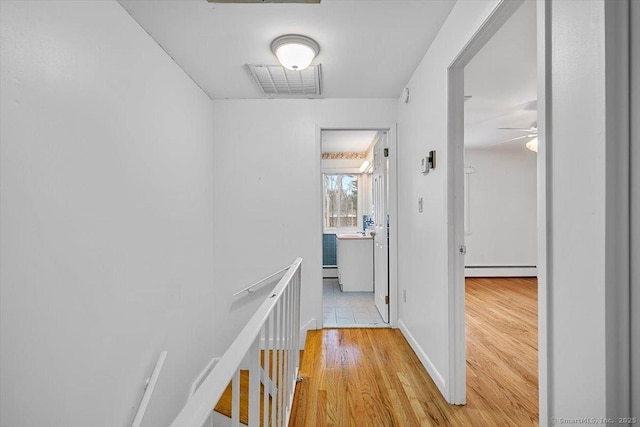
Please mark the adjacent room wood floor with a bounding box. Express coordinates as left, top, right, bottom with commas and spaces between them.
289, 277, 538, 426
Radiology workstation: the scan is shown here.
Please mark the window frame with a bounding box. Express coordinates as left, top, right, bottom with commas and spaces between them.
322, 173, 363, 234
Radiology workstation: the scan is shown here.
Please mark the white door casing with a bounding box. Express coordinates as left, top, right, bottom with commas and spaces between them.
373, 132, 389, 323
446, 0, 528, 406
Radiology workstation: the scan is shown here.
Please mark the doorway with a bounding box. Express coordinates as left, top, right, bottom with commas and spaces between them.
446, 0, 548, 416
461, 4, 539, 421
318, 127, 397, 328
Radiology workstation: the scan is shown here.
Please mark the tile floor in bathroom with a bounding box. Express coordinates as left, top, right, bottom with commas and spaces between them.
322, 278, 388, 328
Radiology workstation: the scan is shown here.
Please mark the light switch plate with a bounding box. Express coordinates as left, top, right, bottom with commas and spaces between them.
418, 197, 423, 213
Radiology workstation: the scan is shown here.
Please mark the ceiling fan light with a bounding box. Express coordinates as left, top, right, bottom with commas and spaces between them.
525, 137, 538, 153
271, 35, 319, 71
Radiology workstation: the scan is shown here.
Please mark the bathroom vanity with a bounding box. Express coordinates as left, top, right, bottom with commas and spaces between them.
336, 234, 374, 292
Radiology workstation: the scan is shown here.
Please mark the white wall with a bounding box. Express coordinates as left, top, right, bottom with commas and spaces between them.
464, 147, 537, 268
211, 99, 396, 353
397, 0, 631, 422
395, 0, 502, 399
0, 2, 215, 426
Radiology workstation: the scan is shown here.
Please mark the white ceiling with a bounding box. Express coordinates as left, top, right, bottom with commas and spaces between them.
464, 0, 537, 149
117, 0, 456, 99
321, 130, 378, 153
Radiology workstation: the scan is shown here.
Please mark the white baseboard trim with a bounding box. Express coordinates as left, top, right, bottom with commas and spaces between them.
465, 266, 537, 277
300, 318, 317, 348
398, 319, 447, 397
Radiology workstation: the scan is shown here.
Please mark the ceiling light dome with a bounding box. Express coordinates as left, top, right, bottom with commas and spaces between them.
271, 34, 319, 71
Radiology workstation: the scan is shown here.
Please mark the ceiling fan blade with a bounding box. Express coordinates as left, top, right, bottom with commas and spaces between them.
497, 135, 535, 144
497, 127, 537, 132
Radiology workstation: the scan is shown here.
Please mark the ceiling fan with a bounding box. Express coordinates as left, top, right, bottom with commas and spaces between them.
497, 122, 538, 152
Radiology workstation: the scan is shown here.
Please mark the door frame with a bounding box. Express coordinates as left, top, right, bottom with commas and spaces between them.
315, 123, 399, 328
446, 0, 549, 419
631, 0, 639, 415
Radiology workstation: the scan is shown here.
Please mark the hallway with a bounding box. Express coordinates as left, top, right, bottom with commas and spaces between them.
290, 278, 538, 426
2, 1, 632, 424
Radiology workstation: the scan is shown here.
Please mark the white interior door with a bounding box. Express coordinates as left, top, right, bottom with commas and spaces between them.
373, 134, 389, 322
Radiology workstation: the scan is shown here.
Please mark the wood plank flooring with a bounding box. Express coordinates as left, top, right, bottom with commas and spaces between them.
214, 370, 269, 426
289, 277, 538, 426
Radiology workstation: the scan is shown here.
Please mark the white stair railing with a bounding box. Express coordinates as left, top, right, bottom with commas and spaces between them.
171, 258, 303, 427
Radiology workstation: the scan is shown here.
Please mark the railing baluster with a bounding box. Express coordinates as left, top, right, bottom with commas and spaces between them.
274, 299, 280, 427
249, 336, 260, 426
286, 284, 292, 413
272, 309, 278, 427
288, 279, 293, 422
293, 275, 298, 404
292, 273, 297, 390
282, 286, 288, 423
298, 271, 301, 364
286, 285, 292, 423
295, 270, 301, 376
263, 315, 270, 427
170, 258, 302, 427
272, 299, 278, 427
278, 298, 285, 427
232, 370, 240, 427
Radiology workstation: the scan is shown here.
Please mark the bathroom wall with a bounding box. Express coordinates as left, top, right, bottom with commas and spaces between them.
0, 2, 215, 426
323, 234, 338, 266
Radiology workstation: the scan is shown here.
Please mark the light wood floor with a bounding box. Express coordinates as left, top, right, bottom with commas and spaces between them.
289, 277, 538, 426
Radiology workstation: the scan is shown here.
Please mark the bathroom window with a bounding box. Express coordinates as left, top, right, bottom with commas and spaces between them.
323, 174, 360, 232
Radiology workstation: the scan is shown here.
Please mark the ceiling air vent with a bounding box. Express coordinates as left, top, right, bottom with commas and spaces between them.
247, 64, 322, 98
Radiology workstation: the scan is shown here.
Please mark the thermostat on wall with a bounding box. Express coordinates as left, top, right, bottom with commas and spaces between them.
421, 157, 429, 174
421, 150, 436, 175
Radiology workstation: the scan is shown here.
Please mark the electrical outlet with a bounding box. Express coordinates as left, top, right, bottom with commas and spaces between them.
403, 289, 407, 302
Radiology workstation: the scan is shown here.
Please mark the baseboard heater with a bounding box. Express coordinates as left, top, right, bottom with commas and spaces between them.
465, 265, 537, 277
323, 266, 338, 278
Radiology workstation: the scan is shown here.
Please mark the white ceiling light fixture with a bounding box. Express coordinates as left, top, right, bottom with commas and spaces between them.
525, 137, 538, 153
271, 34, 319, 71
